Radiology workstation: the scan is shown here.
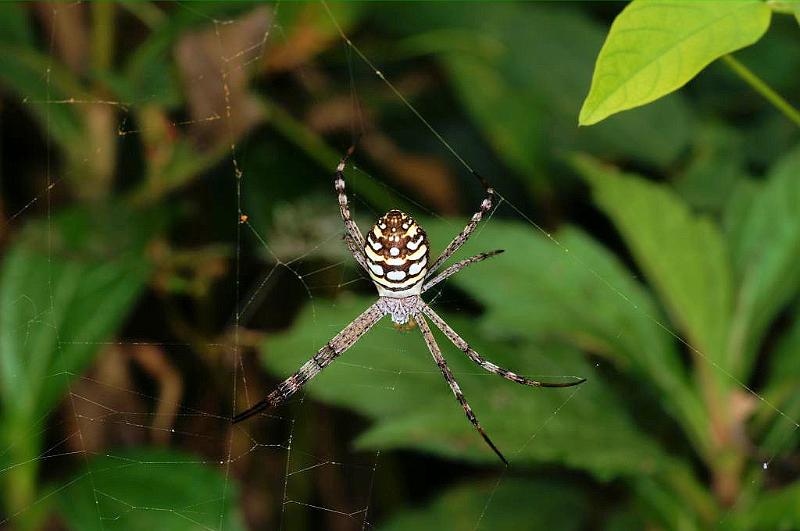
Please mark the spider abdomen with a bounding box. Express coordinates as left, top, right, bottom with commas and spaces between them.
364, 210, 429, 297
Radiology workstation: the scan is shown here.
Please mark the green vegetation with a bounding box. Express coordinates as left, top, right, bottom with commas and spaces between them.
1, 2, 799, 530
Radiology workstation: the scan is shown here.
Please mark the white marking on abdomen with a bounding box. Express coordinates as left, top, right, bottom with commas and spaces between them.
389, 247, 400, 256
407, 236, 424, 250
387, 270, 406, 281
408, 257, 427, 275
369, 263, 384, 276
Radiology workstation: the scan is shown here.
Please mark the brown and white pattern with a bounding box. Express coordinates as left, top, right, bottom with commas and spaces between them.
364, 210, 429, 297
233, 145, 586, 465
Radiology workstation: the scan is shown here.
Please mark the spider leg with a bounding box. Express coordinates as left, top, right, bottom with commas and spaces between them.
422, 250, 504, 292
233, 302, 385, 423
344, 233, 370, 273
335, 145, 366, 250
423, 305, 587, 388
428, 171, 495, 274
414, 314, 508, 466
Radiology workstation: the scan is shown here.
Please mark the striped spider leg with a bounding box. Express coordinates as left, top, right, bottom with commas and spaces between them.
427, 169, 495, 274
421, 305, 587, 390
232, 302, 384, 423
233, 146, 586, 464
414, 314, 507, 463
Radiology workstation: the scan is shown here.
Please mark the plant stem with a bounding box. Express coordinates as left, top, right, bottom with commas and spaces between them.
765, 0, 799, 16
3, 423, 43, 531
91, 2, 114, 73
722, 54, 800, 128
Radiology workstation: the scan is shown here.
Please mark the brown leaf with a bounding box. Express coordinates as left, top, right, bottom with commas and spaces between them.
63, 346, 148, 453
363, 133, 461, 215
129, 345, 183, 445
175, 7, 271, 151
263, 4, 340, 73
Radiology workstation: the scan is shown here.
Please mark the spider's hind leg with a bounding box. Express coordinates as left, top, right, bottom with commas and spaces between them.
427, 172, 497, 274
414, 314, 509, 466
423, 305, 586, 388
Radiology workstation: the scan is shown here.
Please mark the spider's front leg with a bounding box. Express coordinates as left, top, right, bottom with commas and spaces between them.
427, 171, 496, 274
232, 302, 385, 423
334, 145, 366, 249
422, 250, 504, 292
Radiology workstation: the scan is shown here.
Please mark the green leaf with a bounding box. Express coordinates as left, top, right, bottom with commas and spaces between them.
0, 46, 86, 158
731, 481, 800, 531
632, 475, 705, 530
55, 449, 245, 531
580, 0, 771, 125
0, 3, 33, 47
422, 218, 707, 453
575, 155, 733, 382
0, 205, 161, 520
378, 478, 585, 531
259, 296, 670, 479
724, 177, 762, 245
726, 145, 800, 379
674, 123, 748, 214
443, 53, 546, 179
755, 302, 800, 457
0, 205, 159, 421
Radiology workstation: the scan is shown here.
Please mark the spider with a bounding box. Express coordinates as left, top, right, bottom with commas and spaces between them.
233, 146, 586, 464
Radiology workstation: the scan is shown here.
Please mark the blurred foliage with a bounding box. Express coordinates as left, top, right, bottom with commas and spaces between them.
55, 449, 246, 531
379, 478, 586, 531
0, 1, 799, 531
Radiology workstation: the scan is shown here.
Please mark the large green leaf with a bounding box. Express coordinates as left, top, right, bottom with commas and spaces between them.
258, 296, 670, 479
0, 3, 33, 47
422, 219, 707, 453
378, 478, 584, 531
575, 156, 733, 388
55, 449, 245, 531
0, 206, 159, 421
580, 1, 771, 125
0, 205, 160, 519
726, 145, 800, 379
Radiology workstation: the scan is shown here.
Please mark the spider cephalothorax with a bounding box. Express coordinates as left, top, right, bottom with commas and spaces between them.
365, 210, 429, 298
233, 145, 586, 465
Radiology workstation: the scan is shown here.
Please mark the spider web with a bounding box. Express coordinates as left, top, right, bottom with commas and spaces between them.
1, 2, 798, 531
